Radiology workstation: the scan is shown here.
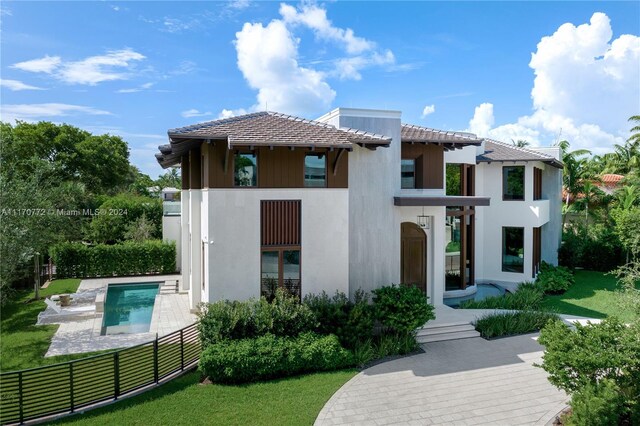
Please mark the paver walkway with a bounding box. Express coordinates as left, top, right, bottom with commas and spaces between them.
315, 333, 568, 426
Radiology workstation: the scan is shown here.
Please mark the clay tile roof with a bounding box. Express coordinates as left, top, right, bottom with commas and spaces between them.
600, 174, 624, 185
157, 111, 391, 168
401, 124, 483, 150
476, 139, 563, 168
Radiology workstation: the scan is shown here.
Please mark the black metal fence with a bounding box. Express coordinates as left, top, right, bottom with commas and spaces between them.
0, 323, 200, 425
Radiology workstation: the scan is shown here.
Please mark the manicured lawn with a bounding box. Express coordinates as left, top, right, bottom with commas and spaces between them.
0, 279, 99, 371
54, 370, 356, 425
541, 270, 637, 323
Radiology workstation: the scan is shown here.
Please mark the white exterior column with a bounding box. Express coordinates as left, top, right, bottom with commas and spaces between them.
188, 189, 202, 309
180, 191, 190, 291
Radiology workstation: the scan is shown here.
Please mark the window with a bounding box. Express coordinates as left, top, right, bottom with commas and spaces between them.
445, 207, 475, 290
304, 154, 326, 187
503, 166, 525, 200
401, 159, 416, 189
533, 167, 542, 200
502, 227, 524, 273
234, 152, 257, 187
260, 200, 301, 300
446, 164, 462, 196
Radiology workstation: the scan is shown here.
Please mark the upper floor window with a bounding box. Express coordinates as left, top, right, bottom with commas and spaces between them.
401, 159, 416, 189
446, 164, 462, 196
234, 152, 257, 187
304, 154, 326, 187
503, 166, 525, 200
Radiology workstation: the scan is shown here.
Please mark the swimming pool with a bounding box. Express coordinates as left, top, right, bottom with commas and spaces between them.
443, 284, 507, 308
101, 283, 160, 335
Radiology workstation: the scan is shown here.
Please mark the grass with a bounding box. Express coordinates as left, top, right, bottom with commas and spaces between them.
474, 311, 559, 339
0, 279, 107, 371
53, 370, 356, 425
541, 270, 638, 323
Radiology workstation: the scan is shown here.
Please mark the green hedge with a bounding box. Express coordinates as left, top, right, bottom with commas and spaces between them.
199, 332, 353, 384
51, 240, 176, 278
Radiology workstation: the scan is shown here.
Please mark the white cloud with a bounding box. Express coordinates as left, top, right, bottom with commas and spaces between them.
12, 55, 61, 73
235, 19, 335, 115
0, 79, 44, 91
1, 103, 111, 122
279, 3, 373, 54
218, 108, 249, 119
11, 49, 146, 85
228, 0, 251, 10
334, 50, 395, 80
117, 82, 154, 93
421, 104, 435, 118
467, 13, 639, 154
181, 109, 214, 118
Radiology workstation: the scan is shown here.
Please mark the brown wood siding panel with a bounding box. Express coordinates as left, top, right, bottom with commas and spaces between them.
189, 146, 202, 190
258, 147, 304, 188
401, 143, 444, 189
201, 142, 210, 189
181, 155, 190, 190
533, 167, 542, 200
261, 200, 301, 246
327, 150, 348, 188
532, 226, 542, 278
206, 143, 233, 188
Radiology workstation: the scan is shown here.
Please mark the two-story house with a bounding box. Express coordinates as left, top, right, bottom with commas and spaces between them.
155, 108, 562, 309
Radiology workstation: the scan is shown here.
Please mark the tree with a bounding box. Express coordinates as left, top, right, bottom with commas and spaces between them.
156, 168, 181, 190
511, 139, 530, 148
123, 213, 157, 242
557, 140, 591, 208
88, 194, 162, 243
628, 115, 640, 147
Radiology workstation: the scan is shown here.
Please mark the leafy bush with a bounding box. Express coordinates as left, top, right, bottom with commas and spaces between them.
538, 318, 640, 421
198, 289, 317, 346
199, 332, 353, 384
372, 285, 435, 334
559, 225, 624, 272
50, 240, 176, 278
536, 262, 574, 294
474, 311, 558, 339
459, 282, 543, 310
88, 194, 162, 243
303, 289, 374, 349
566, 379, 624, 426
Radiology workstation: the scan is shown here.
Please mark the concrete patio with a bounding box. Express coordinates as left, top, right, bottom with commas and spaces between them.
315, 332, 568, 426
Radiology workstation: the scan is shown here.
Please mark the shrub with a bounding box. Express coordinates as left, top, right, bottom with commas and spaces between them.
536, 262, 574, 295
88, 194, 162, 243
566, 379, 624, 426
372, 285, 435, 334
474, 311, 558, 339
198, 289, 317, 346
303, 289, 374, 349
459, 282, 543, 310
559, 225, 624, 272
50, 240, 176, 278
199, 332, 353, 384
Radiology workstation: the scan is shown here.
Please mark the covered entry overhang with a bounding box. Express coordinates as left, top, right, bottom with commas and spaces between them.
394, 196, 490, 207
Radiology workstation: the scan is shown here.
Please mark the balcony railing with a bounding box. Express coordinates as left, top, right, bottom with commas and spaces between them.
163, 201, 181, 216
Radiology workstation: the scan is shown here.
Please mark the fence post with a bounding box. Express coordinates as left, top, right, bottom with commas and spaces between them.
18, 371, 24, 424
49, 257, 53, 282
180, 329, 184, 371
153, 334, 159, 383
69, 363, 75, 413
114, 352, 120, 400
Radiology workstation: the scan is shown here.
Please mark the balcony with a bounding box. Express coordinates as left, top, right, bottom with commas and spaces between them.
163, 201, 181, 216
394, 189, 490, 207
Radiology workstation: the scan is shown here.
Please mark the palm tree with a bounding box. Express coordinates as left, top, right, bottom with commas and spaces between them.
511, 139, 530, 148
557, 140, 591, 208
628, 115, 640, 147
615, 185, 638, 210
576, 181, 604, 232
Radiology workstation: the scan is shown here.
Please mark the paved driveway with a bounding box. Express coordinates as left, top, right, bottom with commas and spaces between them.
315, 334, 568, 426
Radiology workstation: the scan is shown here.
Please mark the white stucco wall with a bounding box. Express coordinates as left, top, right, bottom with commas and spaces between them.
318, 108, 403, 298
162, 215, 181, 273
444, 145, 478, 165
180, 192, 190, 291
475, 161, 552, 284
204, 189, 349, 302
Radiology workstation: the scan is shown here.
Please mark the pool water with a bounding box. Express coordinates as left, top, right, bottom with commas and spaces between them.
101, 283, 160, 335
443, 284, 507, 308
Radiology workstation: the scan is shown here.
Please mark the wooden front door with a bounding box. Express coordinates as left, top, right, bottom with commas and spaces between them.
401, 222, 427, 293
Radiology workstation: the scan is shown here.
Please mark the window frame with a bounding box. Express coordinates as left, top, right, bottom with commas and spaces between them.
502, 165, 525, 201
303, 153, 327, 188
533, 167, 543, 201
260, 247, 301, 300
233, 150, 258, 188
502, 226, 525, 273
401, 158, 417, 189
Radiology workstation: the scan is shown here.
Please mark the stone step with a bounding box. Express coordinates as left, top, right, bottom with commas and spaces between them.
416, 324, 476, 337
419, 320, 471, 330
417, 329, 480, 344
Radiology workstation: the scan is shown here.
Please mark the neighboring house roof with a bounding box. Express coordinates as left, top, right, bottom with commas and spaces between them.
401, 124, 483, 150
600, 174, 624, 186
476, 139, 563, 168
156, 111, 391, 168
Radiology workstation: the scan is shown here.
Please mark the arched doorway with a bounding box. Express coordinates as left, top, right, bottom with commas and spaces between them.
401, 222, 427, 294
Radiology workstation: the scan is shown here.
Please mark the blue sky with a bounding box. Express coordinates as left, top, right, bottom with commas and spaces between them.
1, 1, 639, 178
